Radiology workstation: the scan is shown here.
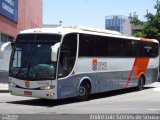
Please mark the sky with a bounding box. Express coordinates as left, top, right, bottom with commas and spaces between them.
43, 0, 157, 29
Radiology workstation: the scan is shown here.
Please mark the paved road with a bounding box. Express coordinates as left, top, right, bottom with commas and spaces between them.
0, 82, 160, 120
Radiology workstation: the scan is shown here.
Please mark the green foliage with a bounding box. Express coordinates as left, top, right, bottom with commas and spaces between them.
130, 17, 144, 26
131, 1, 160, 39
133, 31, 145, 37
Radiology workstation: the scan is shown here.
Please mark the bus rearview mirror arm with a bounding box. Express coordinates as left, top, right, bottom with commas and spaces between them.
0, 42, 11, 59
51, 42, 61, 62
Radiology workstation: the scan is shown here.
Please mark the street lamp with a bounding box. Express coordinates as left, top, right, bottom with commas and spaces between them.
59, 21, 62, 26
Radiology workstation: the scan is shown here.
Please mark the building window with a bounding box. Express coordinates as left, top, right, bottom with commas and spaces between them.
1, 33, 14, 42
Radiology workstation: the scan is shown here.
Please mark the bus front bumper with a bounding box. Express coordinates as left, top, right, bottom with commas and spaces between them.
9, 86, 57, 100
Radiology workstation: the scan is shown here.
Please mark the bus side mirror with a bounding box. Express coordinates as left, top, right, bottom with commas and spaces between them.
0, 42, 11, 59
11, 42, 15, 48
51, 42, 61, 62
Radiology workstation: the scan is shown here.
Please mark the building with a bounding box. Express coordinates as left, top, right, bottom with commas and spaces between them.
131, 24, 143, 35
105, 15, 143, 36
105, 15, 127, 34
0, 0, 43, 83
43, 24, 61, 28
122, 18, 132, 35
123, 15, 143, 36
0, 0, 43, 41
43, 20, 63, 28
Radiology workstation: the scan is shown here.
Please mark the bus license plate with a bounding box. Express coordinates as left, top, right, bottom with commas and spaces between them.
24, 91, 32, 95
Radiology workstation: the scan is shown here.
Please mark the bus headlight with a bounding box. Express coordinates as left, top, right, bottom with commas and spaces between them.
9, 82, 17, 87
40, 85, 55, 90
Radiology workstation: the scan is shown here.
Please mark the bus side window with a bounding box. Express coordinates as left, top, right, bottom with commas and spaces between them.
58, 33, 77, 78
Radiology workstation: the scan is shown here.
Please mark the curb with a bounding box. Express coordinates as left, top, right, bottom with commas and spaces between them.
0, 90, 9, 93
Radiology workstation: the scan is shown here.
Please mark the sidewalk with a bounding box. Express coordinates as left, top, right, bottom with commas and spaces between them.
0, 83, 8, 92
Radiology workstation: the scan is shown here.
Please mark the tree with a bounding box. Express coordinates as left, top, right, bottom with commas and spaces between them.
131, 0, 160, 39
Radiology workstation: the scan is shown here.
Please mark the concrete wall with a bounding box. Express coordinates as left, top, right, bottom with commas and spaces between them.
122, 19, 132, 36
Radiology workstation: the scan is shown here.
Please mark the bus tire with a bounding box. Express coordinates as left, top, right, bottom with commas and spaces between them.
78, 82, 91, 100
137, 76, 145, 91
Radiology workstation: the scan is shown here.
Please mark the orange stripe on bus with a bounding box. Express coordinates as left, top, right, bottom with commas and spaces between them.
140, 37, 154, 42
125, 58, 150, 88
125, 37, 152, 88
133, 58, 149, 79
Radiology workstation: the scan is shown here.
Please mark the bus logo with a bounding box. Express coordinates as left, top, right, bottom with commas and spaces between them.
92, 59, 107, 71
92, 59, 98, 71
25, 81, 30, 88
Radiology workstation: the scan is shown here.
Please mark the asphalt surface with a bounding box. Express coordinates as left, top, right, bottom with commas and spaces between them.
0, 82, 160, 120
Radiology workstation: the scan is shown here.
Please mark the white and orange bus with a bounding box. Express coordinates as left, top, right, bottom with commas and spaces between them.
4, 26, 159, 100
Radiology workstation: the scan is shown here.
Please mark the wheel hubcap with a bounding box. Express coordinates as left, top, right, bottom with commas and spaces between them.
79, 86, 86, 96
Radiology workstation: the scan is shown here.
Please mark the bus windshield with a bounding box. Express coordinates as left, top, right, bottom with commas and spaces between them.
9, 34, 61, 80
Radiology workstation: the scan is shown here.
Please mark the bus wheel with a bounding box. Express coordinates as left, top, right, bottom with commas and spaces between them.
78, 82, 91, 100
137, 76, 145, 91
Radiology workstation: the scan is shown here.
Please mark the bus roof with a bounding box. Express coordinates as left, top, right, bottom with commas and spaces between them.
19, 26, 158, 43
19, 26, 121, 35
